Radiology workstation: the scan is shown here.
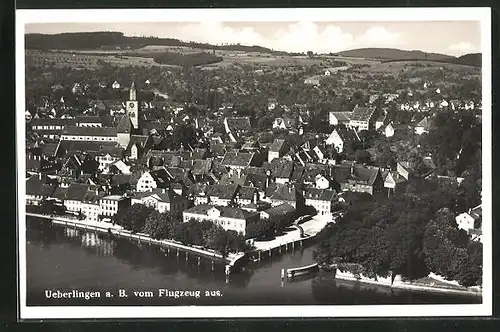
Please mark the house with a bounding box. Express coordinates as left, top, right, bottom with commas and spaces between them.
224, 117, 252, 142
112, 81, 121, 89
25, 174, 56, 205
304, 76, 321, 85
260, 203, 296, 224
220, 150, 256, 174
206, 184, 240, 206
235, 186, 259, 206
268, 139, 288, 163
383, 171, 407, 197
347, 106, 376, 131
329, 112, 351, 126
273, 116, 296, 131
138, 189, 189, 216
314, 173, 332, 189
80, 190, 101, 222
455, 205, 482, 241
268, 183, 303, 209
325, 128, 360, 153
414, 117, 432, 135
304, 188, 337, 216
63, 183, 90, 213
384, 123, 395, 138
99, 195, 131, 218
30, 118, 77, 140
61, 126, 118, 142
267, 158, 295, 184
136, 168, 170, 192
103, 159, 131, 175
396, 162, 414, 181
183, 204, 259, 236
126, 135, 153, 160
331, 164, 383, 195
329, 106, 376, 131
375, 114, 386, 130
95, 147, 124, 171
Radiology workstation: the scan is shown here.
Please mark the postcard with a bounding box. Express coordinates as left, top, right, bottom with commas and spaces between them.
16, 7, 492, 319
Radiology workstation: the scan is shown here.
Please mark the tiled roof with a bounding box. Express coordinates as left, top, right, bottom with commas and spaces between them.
237, 186, 258, 200
329, 112, 351, 122
304, 188, 336, 201
31, 118, 77, 127
207, 183, 240, 200
76, 116, 102, 124
62, 126, 117, 137
269, 158, 295, 179
225, 117, 252, 132
184, 204, 257, 220
65, 183, 90, 201
270, 184, 297, 202
350, 106, 376, 122
350, 165, 380, 185
116, 115, 132, 133
269, 139, 287, 153
192, 159, 213, 175
149, 168, 171, 186
221, 150, 255, 167
59, 141, 119, 154
38, 143, 59, 157
263, 203, 296, 217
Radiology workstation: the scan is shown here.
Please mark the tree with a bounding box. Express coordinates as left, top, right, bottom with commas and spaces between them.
143, 210, 172, 240
113, 203, 155, 233
211, 230, 247, 257
355, 150, 372, 164
423, 208, 482, 286
306, 51, 314, 58
245, 219, 276, 240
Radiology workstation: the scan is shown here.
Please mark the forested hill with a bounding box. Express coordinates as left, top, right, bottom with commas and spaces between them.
25, 31, 275, 53
336, 48, 455, 61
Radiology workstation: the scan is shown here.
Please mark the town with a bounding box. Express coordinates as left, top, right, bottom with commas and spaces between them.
24, 31, 483, 290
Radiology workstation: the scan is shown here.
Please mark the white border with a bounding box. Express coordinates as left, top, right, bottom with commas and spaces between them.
16, 7, 492, 320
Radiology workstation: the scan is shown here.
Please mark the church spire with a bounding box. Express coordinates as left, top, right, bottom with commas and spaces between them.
129, 81, 137, 101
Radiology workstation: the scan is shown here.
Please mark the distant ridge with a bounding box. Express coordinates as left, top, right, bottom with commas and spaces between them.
335, 48, 455, 61
25, 31, 280, 54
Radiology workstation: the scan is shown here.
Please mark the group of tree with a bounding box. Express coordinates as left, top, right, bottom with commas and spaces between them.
153, 52, 223, 68
112, 204, 249, 257
313, 178, 482, 287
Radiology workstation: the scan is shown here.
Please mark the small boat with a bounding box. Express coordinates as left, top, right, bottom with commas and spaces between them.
287, 263, 319, 278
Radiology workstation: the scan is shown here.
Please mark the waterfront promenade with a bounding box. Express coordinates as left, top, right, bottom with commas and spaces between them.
26, 212, 245, 268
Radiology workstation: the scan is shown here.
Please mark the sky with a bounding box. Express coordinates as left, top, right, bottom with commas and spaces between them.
25, 21, 482, 56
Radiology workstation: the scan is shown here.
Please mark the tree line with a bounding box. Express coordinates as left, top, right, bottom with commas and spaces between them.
313, 177, 482, 287
112, 203, 249, 257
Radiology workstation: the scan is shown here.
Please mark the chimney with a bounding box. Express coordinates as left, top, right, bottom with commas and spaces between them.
162, 189, 166, 194
38, 172, 42, 180
350, 166, 354, 175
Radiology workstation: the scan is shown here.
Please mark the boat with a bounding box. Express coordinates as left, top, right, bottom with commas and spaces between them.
287, 263, 319, 278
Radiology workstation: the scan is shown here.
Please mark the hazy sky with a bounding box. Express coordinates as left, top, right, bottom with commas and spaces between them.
25, 21, 482, 56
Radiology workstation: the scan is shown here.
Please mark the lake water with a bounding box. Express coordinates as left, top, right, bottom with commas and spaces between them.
26, 217, 481, 306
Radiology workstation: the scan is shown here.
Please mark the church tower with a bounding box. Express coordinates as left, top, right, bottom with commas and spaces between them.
126, 81, 139, 131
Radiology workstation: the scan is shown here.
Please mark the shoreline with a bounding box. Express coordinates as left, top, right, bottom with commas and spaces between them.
26, 212, 245, 267
322, 268, 482, 297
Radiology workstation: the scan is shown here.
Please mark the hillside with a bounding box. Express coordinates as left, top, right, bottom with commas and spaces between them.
456, 53, 481, 67
336, 48, 454, 61
25, 31, 275, 54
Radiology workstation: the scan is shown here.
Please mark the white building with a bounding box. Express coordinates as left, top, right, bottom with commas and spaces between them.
99, 195, 131, 217
182, 204, 259, 236
455, 205, 482, 234
304, 188, 337, 216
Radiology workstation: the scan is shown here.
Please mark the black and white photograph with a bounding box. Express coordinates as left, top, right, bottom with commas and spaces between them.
16, 8, 492, 319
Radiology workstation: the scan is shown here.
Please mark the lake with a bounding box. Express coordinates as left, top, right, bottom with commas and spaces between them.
25, 217, 481, 306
